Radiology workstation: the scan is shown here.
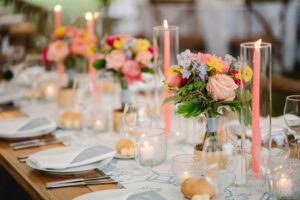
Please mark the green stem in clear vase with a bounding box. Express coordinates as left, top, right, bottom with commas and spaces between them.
195, 113, 220, 151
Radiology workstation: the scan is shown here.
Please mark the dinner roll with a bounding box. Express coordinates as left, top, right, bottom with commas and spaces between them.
181, 177, 215, 199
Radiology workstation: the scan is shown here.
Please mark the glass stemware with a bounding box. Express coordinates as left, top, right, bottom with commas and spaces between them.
255, 125, 290, 195
72, 74, 101, 131
284, 95, 300, 157
123, 102, 152, 171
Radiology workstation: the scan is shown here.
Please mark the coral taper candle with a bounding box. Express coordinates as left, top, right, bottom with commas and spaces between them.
163, 20, 171, 135
251, 39, 262, 173
85, 12, 96, 80
54, 5, 61, 31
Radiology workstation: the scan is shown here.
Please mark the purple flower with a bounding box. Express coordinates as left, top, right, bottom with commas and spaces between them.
180, 67, 191, 79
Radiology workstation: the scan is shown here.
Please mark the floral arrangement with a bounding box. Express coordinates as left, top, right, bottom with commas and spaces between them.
93, 35, 154, 89
42, 26, 92, 69
164, 50, 252, 125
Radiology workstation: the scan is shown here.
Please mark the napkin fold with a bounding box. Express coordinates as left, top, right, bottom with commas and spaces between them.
27, 145, 115, 169
0, 117, 56, 135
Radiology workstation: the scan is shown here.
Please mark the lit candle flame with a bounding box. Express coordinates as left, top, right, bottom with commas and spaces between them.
93, 12, 100, 19
54, 5, 61, 12
85, 12, 93, 21
163, 19, 168, 30
144, 141, 149, 147
255, 39, 262, 48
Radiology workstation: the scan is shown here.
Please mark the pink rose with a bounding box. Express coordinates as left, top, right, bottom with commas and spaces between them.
46, 40, 69, 62
106, 50, 126, 71
206, 74, 238, 101
42, 47, 50, 64
135, 51, 153, 66
122, 60, 142, 84
70, 37, 88, 56
165, 72, 183, 88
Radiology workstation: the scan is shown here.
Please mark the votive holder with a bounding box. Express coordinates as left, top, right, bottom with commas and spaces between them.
137, 128, 167, 167
171, 154, 202, 184
273, 160, 300, 200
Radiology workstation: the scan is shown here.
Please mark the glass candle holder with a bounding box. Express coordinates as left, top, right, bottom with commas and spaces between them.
273, 160, 300, 200
152, 23, 179, 132
91, 110, 108, 133
137, 128, 167, 167
240, 41, 272, 175
171, 154, 202, 184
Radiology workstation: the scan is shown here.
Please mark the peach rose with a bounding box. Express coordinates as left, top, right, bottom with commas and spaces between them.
47, 40, 69, 62
105, 50, 126, 71
122, 60, 142, 84
135, 51, 153, 66
70, 37, 88, 56
206, 74, 238, 101
165, 72, 182, 88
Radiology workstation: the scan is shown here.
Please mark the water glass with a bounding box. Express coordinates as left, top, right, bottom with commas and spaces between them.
284, 95, 300, 157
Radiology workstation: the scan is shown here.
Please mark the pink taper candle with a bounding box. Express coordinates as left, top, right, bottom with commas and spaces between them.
251, 39, 262, 173
85, 12, 96, 80
163, 20, 171, 136
54, 5, 64, 81
54, 5, 61, 31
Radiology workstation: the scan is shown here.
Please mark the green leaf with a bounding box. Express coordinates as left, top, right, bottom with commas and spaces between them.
93, 59, 106, 70
163, 96, 178, 104
141, 67, 154, 74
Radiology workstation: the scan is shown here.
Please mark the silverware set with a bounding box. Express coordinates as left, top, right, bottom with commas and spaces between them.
46, 175, 119, 189
10, 136, 71, 150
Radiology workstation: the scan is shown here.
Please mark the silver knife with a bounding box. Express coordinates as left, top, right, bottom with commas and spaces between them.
13, 139, 63, 150
46, 180, 118, 189
46, 175, 111, 186
10, 139, 41, 147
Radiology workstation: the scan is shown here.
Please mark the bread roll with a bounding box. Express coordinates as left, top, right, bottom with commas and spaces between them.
115, 138, 134, 153
181, 177, 215, 199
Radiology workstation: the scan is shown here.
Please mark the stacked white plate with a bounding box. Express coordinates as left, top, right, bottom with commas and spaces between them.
0, 117, 56, 139
26, 145, 115, 175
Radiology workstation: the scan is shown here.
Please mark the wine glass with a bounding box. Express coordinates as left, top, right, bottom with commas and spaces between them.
255, 125, 290, 195
201, 132, 235, 199
123, 102, 152, 168
284, 95, 300, 157
72, 74, 101, 131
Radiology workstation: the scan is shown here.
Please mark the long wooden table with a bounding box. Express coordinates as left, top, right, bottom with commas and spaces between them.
0, 109, 118, 200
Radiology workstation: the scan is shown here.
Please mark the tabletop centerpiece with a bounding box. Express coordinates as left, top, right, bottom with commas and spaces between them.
93, 35, 154, 132
42, 26, 91, 107
164, 50, 252, 151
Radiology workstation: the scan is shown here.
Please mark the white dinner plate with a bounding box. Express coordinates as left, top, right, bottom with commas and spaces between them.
114, 152, 134, 160
0, 117, 56, 139
27, 157, 113, 176
73, 189, 136, 200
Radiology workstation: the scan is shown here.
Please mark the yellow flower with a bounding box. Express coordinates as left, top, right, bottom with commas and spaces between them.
113, 38, 125, 49
235, 66, 253, 82
87, 44, 97, 56
243, 66, 253, 82
55, 27, 66, 37
206, 57, 223, 73
167, 65, 181, 75
136, 39, 150, 51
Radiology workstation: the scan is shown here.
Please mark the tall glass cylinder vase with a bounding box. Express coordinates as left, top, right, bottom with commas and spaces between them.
153, 23, 179, 133
240, 41, 272, 174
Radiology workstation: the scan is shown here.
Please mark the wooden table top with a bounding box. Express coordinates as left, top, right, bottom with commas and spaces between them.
0, 110, 118, 200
